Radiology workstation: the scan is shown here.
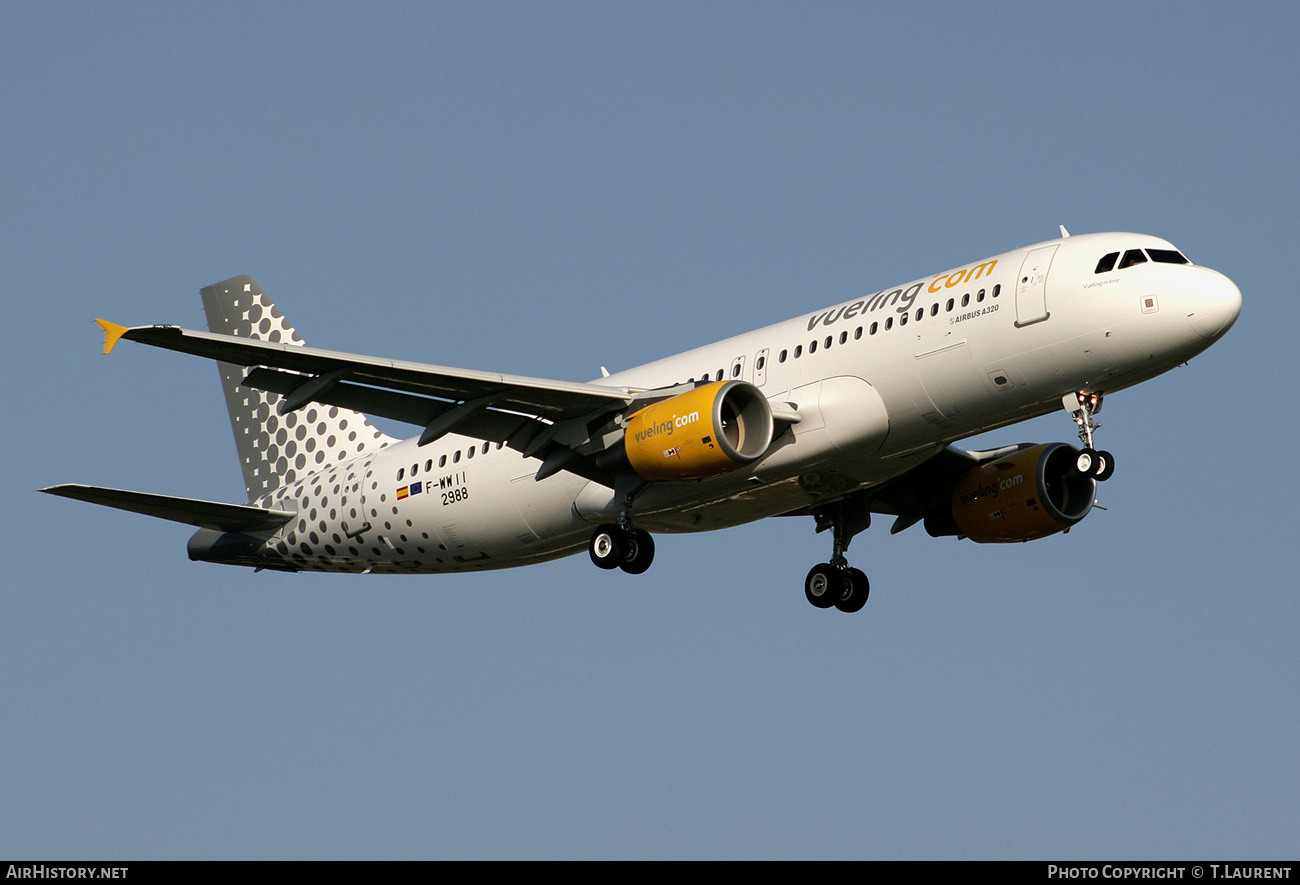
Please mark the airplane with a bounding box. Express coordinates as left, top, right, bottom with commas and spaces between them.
42, 229, 1241, 613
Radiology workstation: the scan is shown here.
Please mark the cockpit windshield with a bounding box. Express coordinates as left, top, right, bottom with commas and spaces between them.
1094, 247, 1190, 274
1147, 248, 1190, 265
1118, 249, 1148, 269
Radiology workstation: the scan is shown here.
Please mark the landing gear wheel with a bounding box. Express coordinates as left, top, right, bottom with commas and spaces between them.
804, 563, 841, 609
806, 498, 873, 612
589, 524, 626, 570
1065, 392, 1115, 481
619, 528, 655, 575
1094, 450, 1115, 482
835, 567, 870, 613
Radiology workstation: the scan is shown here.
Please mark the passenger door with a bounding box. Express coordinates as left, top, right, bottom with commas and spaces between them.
1014, 244, 1058, 327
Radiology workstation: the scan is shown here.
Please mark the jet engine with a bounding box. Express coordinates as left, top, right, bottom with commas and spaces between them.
611, 380, 774, 482
924, 443, 1096, 543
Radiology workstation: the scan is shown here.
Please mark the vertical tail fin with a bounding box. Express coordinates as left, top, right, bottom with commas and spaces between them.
200, 276, 396, 502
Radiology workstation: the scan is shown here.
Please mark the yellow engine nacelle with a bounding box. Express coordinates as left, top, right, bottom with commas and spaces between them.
620, 381, 774, 481
944, 443, 1096, 543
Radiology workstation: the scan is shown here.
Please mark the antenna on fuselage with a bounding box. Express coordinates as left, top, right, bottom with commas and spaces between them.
1059, 225, 1071, 238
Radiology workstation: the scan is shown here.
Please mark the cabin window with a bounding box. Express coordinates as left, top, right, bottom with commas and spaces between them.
794, 345, 802, 358
1148, 248, 1190, 265
961, 293, 970, 307
396, 468, 404, 481
915, 307, 924, 321
900, 312, 908, 326
885, 317, 893, 330
756, 355, 766, 370
976, 288, 986, 303
930, 303, 939, 317
779, 349, 787, 363
839, 331, 848, 345
854, 326, 863, 340
452, 450, 461, 464
715, 369, 724, 381
438, 455, 447, 468
809, 339, 818, 353
870, 322, 878, 335
1095, 252, 1119, 274
824, 336, 832, 349
425, 459, 433, 472
731, 363, 741, 377
946, 298, 954, 312
468, 446, 476, 459
1118, 249, 1148, 269
993, 284, 1001, 297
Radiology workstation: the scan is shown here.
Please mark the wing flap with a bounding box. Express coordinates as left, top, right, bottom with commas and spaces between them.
40, 484, 296, 532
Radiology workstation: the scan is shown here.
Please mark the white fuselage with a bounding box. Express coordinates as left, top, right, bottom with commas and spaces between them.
227, 232, 1240, 573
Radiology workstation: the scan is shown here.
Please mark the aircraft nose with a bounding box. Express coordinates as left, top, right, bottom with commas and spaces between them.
1186, 269, 1242, 341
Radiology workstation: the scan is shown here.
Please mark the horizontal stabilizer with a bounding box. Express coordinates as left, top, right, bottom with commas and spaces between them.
39, 484, 296, 532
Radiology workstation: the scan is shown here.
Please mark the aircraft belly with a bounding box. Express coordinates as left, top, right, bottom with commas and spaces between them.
633, 441, 939, 534
637, 476, 812, 533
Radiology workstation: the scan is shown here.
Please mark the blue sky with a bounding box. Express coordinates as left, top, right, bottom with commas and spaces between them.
3, 1, 1295, 859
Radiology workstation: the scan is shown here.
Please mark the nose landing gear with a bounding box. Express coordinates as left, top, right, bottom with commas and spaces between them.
1064, 392, 1115, 481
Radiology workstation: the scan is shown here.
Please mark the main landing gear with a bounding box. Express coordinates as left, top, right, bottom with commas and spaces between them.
804, 495, 872, 614
588, 477, 656, 575
805, 562, 869, 613
1064, 391, 1116, 482
589, 523, 656, 574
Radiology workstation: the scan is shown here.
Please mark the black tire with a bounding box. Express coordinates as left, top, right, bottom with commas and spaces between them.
620, 528, 655, 575
804, 563, 841, 609
589, 524, 626, 570
835, 567, 870, 613
1094, 450, 1115, 482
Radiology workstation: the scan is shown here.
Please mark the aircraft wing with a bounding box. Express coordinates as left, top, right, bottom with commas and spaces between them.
40, 484, 297, 532
864, 443, 1030, 529
93, 319, 786, 485
94, 320, 652, 482
782, 443, 1035, 535
97, 321, 636, 421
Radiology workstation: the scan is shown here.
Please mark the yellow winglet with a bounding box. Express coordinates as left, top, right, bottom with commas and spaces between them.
95, 319, 130, 355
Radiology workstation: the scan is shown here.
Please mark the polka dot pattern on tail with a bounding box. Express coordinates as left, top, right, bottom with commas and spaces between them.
199, 276, 396, 501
